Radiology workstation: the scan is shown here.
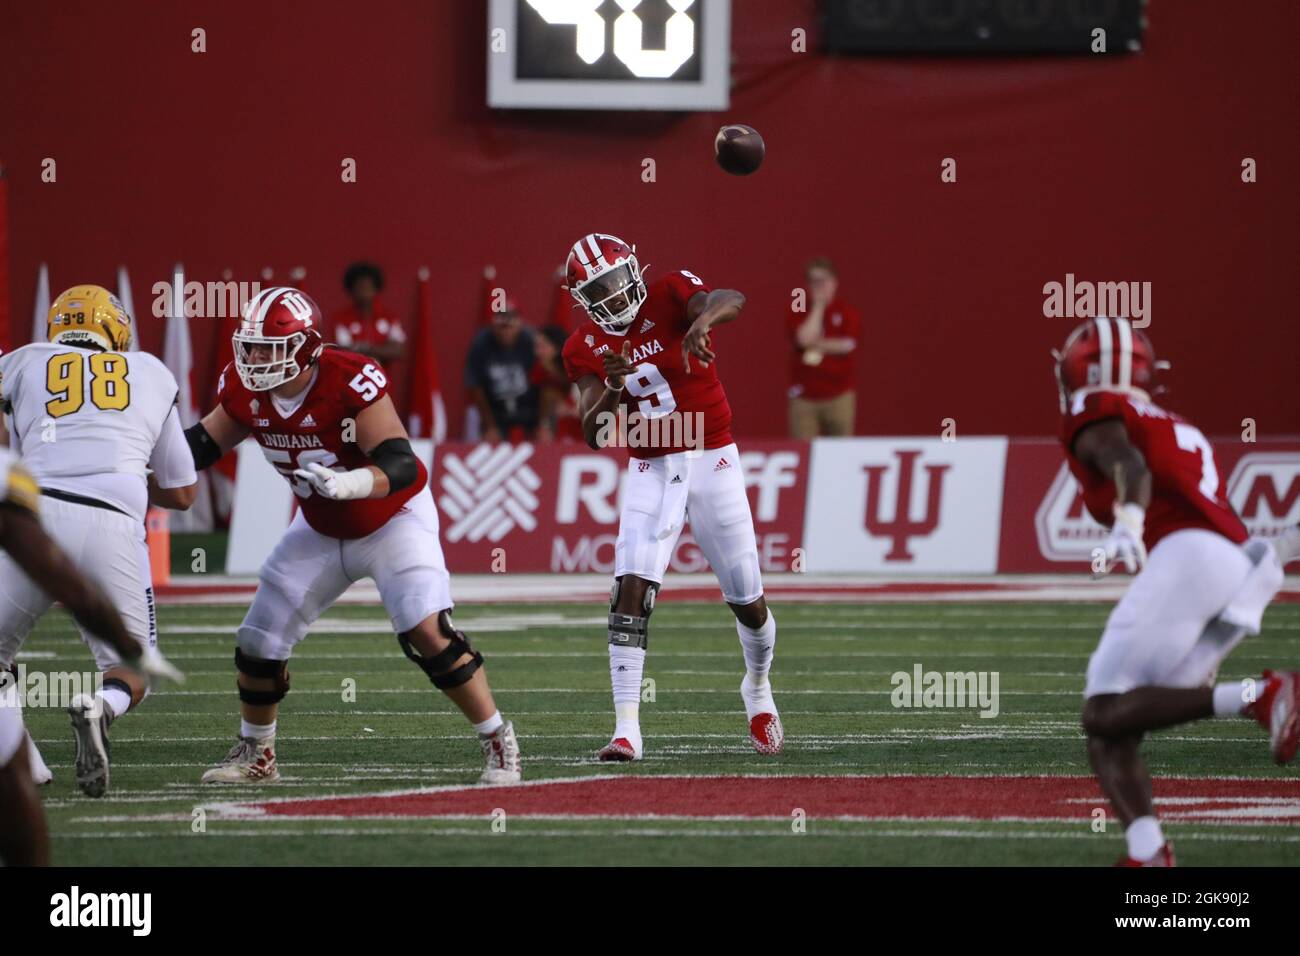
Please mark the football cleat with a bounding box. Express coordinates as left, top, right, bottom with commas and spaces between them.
598, 737, 641, 762
741, 675, 784, 755
200, 736, 280, 784
67, 694, 111, 798
478, 720, 522, 785
749, 713, 785, 755
1116, 842, 1176, 867
1246, 670, 1300, 765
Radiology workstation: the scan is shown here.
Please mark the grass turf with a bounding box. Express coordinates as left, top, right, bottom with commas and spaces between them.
18, 600, 1300, 866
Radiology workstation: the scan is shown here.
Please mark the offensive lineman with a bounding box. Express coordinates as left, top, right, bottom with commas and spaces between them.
561, 233, 782, 761
1055, 316, 1299, 866
0, 286, 197, 797
0, 448, 182, 864
184, 287, 520, 785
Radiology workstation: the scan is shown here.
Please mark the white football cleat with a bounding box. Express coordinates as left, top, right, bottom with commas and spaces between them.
26, 731, 52, 786
478, 720, 522, 785
200, 736, 280, 784
741, 674, 784, 755
67, 694, 112, 797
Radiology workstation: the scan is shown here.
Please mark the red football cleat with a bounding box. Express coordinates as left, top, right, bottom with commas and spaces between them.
749, 712, 784, 755
597, 737, 640, 762
1246, 670, 1300, 765
1116, 842, 1176, 867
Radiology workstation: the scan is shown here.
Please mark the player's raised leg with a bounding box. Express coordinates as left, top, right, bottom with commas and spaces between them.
689, 443, 782, 754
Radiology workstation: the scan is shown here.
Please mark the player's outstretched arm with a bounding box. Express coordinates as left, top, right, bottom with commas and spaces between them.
296, 395, 419, 501
185, 404, 251, 471
682, 289, 746, 372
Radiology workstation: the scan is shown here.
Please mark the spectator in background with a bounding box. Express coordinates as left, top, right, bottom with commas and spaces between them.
331, 262, 407, 371
532, 324, 583, 443
786, 257, 860, 438
465, 301, 539, 442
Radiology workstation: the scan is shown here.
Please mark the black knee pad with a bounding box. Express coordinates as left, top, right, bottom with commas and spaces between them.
398, 610, 484, 690
608, 578, 656, 650
235, 648, 290, 706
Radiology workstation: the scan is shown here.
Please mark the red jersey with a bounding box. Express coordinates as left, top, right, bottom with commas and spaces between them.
562, 270, 733, 458
219, 346, 427, 539
785, 297, 860, 400
1060, 390, 1247, 551
330, 297, 406, 371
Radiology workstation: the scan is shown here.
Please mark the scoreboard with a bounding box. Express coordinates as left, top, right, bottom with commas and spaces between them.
487, 0, 731, 110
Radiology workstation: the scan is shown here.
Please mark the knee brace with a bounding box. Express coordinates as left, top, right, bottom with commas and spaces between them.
397, 610, 484, 690
235, 648, 291, 706
608, 578, 657, 650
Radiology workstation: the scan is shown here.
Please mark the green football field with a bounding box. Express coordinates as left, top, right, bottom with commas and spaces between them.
20, 599, 1300, 866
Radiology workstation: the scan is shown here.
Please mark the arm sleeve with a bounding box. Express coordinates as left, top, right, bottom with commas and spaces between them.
561, 334, 598, 384
150, 406, 199, 489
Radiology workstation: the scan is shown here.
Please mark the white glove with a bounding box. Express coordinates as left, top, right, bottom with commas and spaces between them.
133, 645, 186, 685
1103, 502, 1148, 574
294, 462, 375, 500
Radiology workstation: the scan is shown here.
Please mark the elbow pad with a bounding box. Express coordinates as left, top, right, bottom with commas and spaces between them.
185, 423, 223, 470
368, 438, 420, 492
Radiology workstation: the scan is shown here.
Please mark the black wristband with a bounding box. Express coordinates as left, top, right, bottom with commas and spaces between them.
184, 422, 222, 470
368, 437, 420, 493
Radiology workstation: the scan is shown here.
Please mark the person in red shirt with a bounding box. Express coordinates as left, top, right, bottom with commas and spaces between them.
562, 232, 783, 762
330, 262, 407, 372
183, 287, 521, 787
1056, 316, 1299, 866
786, 257, 859, 438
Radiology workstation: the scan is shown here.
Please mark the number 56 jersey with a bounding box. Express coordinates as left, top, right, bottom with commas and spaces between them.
219, 346, 427, 539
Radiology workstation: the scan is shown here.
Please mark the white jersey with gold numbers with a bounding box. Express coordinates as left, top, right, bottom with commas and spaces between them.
0, 343, 196, 522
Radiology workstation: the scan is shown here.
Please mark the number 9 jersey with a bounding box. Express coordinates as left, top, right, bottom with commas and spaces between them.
218, 345, 428, 539
561, 270, 734, 458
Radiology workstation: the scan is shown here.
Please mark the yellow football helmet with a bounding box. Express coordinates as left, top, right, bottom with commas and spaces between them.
47, 285, 133, 352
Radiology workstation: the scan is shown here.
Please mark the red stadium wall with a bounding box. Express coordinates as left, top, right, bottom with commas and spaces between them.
1, 0, 1297, 438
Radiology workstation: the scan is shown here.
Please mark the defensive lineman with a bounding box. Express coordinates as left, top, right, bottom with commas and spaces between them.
0, 286, 196, 797
185, 287, 520, 785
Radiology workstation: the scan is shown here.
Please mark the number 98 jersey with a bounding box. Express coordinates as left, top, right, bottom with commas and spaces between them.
219, 345, 427, 539
561, 270, 734, 458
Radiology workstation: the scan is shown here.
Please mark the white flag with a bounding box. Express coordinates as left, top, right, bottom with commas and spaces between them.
31, 262, 49, 344
116, 265, 137, 350
162, 263, 213, 532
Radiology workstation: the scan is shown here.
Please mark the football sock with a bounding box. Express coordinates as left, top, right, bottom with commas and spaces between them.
1125, 816, 1165, 861
1213, 679, 1256, 717
241, 719, 276, 741
736, 610, 776, 683
609, 646, 645, 738
474, 711, 504, 736
97, 686, 132, 722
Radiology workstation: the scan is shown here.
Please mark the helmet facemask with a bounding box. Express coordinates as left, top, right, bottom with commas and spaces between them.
233, 329, 306, 391
571, 260, 648, 335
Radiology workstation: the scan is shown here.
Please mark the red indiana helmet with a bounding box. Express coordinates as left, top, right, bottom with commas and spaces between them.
565, 233, 649, 334
233, 287, 325, 391
1053, 316, 1165, 412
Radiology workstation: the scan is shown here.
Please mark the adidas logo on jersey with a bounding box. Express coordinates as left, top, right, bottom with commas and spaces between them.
714, 457, 730, 472
638, 318, 655, 333
670, 474, 682, 484
301, 413, 316, 427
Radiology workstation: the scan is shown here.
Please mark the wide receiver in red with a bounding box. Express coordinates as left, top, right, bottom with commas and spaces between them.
561, 233, 782, 760
183, 287, 520, 785
1056, 316, 1299, 866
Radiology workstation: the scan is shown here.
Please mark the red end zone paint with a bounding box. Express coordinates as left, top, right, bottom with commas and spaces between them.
227, 775, 1300, 824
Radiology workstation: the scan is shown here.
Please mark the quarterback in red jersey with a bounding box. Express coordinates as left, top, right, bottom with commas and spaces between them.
561, 233, 782, 760
1056, 317, 1299, 866
183, 288, 520, 785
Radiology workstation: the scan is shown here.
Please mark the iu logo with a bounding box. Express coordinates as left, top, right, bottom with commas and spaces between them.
863, 450, 951, 561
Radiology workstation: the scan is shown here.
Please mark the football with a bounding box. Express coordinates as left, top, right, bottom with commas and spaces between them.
714, 123, 765, 175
